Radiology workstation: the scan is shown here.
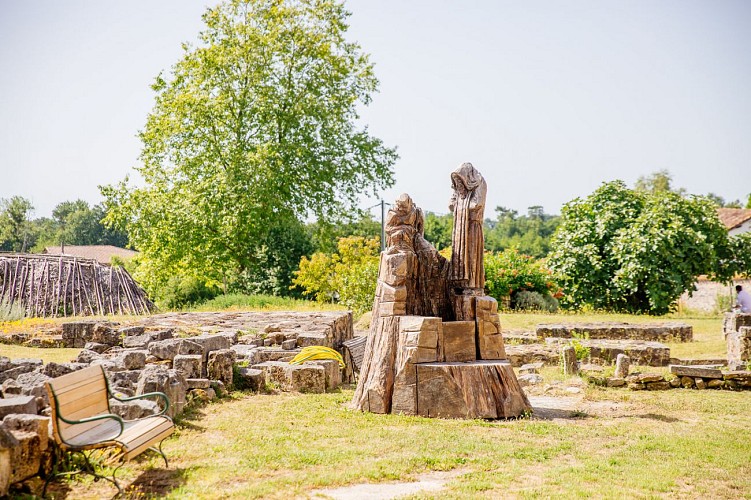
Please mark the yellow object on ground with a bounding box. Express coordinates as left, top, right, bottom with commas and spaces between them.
290, 346, 345, 368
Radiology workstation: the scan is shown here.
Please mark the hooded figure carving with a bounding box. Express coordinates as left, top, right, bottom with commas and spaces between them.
448, 162, 487, 290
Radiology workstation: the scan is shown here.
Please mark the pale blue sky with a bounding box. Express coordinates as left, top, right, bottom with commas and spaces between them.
1, 0, 749, 220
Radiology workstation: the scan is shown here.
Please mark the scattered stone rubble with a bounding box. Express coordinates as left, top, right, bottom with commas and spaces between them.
0, 311, 353, 494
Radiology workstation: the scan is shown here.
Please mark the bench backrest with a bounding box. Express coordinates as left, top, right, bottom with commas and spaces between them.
45, 365, 111, 446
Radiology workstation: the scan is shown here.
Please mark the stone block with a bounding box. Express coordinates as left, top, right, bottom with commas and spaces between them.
61, 321, 98, 347
723, 312, 751, 334
442, 321, 476, 362
186, 378, 211, 389
16, 372, 51, 405
118, 350, 147, 370
192, 334, 232, 357
537, 322, 692, 342
519, 362, 544, 374
173, 354, 202, 379
606, 377, 626, 387
517, 373, 543, 387
83, 342, 110, 354
91, 324, 121, 346
379, 301, 406, 317
1, 414, 48, 452
695, 378, 706, 390
670, 365, 723, 379
475, 296, 505, 360
266, 363, 325, 393
123, 329, 174, 349
0, 358, 42, 384
136, 365, 186, 418
42, 362, 85, 379
90, 359, 125, 374
207, 349, 236, 387
148, 338, 202, 360
109, 399, 159, 420
231, 344, 258, 360
380, 283, 407, 302
380, 252, 412, 286
3, 425, 42, 484
236, 367, 264, 392
109, 370, 142, 394
119, 326, 145, 337
451, 292, 476, 321
75, 349, 101, 364
614, 354, 630, 378
707, 379, 724, 389
726, 327, 751, 367
626, 373, 663, 383
561, 346, 578, 376
309, 359, 342, 390
646, 381, 671, 390
0, 428, 15, 496
281, 339, 298, 350
1, 379, 22, 397
297, 333, 330, 348
680, 376, 695, 388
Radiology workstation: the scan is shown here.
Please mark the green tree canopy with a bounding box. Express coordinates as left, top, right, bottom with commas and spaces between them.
0, 196, 34, 252
102, 0, 397, 297
32, 200, 128, 250
549, 180, 745, 314
484, 206, 560, 258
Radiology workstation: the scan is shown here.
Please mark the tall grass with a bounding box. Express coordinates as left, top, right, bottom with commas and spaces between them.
188, 293, 345, 312
0, 300, 25, 322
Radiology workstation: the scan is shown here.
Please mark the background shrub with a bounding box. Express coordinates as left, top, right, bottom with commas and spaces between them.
484, 249, 560, 310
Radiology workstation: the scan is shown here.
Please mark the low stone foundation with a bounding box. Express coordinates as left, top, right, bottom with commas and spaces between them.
505, 338, 670, 367
586, 365, 751, 391
536, 322, 692, 342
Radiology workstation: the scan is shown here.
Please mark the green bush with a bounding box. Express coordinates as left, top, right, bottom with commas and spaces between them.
484, 249, 560, 310
293, 236, 379, 316
512, 291, 558, 312
158, 275, 220, 310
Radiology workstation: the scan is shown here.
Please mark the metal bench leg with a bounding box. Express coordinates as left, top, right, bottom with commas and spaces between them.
42, 450, 123, 498
148, 438, 169, 468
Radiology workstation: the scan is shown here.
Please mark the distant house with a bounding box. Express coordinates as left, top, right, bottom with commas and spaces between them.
717, 208, 751, 236
42, 245, 138, 266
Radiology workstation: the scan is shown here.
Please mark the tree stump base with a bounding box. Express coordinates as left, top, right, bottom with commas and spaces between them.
415, 360, 529, 419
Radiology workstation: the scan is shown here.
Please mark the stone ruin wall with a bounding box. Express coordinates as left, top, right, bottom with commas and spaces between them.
0, 310, 353, 495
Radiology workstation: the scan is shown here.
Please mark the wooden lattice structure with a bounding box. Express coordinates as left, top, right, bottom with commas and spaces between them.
0, 253, 155, 317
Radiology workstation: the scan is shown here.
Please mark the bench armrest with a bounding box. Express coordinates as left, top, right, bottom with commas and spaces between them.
57, 413, 125, 440
111, 391, 171, 417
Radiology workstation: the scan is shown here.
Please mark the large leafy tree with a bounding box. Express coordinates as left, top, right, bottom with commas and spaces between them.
549, 180, 746, 315
102, 0, 397, 297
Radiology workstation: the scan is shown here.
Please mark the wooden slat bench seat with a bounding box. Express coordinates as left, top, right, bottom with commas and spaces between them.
43, 365, 175, 495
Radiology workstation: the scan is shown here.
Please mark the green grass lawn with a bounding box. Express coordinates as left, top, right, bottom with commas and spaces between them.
44, 385, 751, 499
6, 309, 743, 498
501, 311, 726, 359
